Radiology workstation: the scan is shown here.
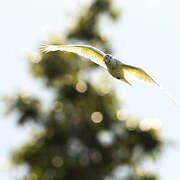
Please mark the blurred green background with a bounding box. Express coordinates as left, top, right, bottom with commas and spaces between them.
0, 0, 179, 180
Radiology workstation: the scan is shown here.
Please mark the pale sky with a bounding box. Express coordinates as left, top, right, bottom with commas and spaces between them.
0, 0, 180, 180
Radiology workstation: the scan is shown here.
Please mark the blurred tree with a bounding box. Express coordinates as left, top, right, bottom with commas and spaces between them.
4, 0, 163, 180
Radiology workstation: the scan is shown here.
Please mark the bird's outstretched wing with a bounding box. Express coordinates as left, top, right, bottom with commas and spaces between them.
122, 64, 176, 103
122, 64, 158, 85
40, 44, 107, 69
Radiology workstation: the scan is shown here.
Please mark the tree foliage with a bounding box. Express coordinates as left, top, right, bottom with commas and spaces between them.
4, 0, 163, 180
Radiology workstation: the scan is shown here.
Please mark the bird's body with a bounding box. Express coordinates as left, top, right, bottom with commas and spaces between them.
40, 44, 176, 103
103, 56, 131, 85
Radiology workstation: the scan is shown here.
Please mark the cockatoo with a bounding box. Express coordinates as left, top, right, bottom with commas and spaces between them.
40, 44, 175, 103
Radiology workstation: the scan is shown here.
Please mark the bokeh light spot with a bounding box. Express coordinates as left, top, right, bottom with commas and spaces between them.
54, 101, 63, 112
52, 156, 64, 168
126, 119, 137, 130
139, 118, 162, 131
75, 81, 87, 93
24, 51, 42, 63
97, 130, 114, 146
91, 111, 103, 123
116, 109, 129, 121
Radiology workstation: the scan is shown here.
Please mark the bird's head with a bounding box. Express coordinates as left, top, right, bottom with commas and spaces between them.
104, 54, 114, 65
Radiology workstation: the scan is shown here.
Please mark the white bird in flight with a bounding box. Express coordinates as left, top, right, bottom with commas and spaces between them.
40, 44, 175, 103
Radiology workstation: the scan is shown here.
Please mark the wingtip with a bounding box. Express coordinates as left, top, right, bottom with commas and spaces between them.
39, 43, 49, 53
159, 86, 177, 105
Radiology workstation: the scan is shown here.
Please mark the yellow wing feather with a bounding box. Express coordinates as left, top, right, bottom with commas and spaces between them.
122, 64, 158, 86
122, 64, 176, 104
40, 44, 107, 69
